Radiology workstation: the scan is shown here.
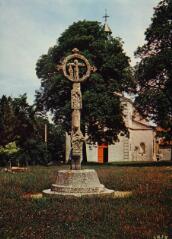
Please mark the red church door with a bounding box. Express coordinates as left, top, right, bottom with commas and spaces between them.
98, 144, 108, 163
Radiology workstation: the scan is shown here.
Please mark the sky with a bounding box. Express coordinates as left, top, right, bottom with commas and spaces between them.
0, 0, 160, 104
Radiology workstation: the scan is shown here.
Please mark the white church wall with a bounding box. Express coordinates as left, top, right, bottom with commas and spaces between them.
110, 135, 132, 162
108, 137, 125, 162
86, 144, 98, 162
130, 129, 154, 161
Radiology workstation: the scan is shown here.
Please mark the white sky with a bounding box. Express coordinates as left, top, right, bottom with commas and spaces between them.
0, 0, 160, 104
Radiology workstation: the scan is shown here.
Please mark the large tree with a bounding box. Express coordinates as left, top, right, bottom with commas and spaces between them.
36, 20, 135, 144
135, 0, 172, 139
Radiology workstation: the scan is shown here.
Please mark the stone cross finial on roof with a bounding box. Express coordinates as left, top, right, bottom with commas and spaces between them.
103, 9, 112, 34
103, 9, 109, 23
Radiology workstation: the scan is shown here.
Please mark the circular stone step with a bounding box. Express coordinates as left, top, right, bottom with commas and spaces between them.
43, 169, 114, 197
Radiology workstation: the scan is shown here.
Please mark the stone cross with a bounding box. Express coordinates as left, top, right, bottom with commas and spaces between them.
57, 48, 96, 170
103, 9, 109, 23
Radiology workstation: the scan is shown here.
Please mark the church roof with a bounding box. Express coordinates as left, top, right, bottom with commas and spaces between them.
103, 22, 112, 33
132, 119, 155, 130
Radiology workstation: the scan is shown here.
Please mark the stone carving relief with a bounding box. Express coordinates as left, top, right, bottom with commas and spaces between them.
71, 83, 82, 110
72, 110, 80, 130
71, 129, 85, 157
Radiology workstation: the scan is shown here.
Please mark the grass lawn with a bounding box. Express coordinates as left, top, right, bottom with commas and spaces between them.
0, 164, 172, 239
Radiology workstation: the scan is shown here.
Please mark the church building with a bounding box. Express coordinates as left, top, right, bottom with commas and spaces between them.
85, 94, 156, 163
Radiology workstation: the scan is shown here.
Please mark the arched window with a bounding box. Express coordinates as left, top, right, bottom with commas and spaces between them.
140, 142, 146, 154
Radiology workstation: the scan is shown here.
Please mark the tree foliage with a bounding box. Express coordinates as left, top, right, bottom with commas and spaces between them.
0, 94, 38, 146
0, 96, 16, 146
36, 20, 135, 144
135, 0, 172, 139
0, 94, 65, 166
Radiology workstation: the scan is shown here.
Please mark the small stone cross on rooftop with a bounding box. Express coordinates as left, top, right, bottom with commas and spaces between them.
103, 9, 109, 23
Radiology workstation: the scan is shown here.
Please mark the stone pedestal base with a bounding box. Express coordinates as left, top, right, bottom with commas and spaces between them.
43, 169, 114, 197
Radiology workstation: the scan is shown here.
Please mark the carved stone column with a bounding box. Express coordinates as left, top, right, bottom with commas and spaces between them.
71, 82, 84, 169
57, 48, 96, 170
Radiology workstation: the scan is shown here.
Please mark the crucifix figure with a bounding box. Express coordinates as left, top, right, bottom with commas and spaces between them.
57, 48, 96, 170
67, 59, 85, 81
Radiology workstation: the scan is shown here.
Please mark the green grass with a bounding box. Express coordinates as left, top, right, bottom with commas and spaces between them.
0, 165, 172, 239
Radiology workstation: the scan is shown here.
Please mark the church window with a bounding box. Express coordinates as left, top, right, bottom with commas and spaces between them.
140, 142, 146, 154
